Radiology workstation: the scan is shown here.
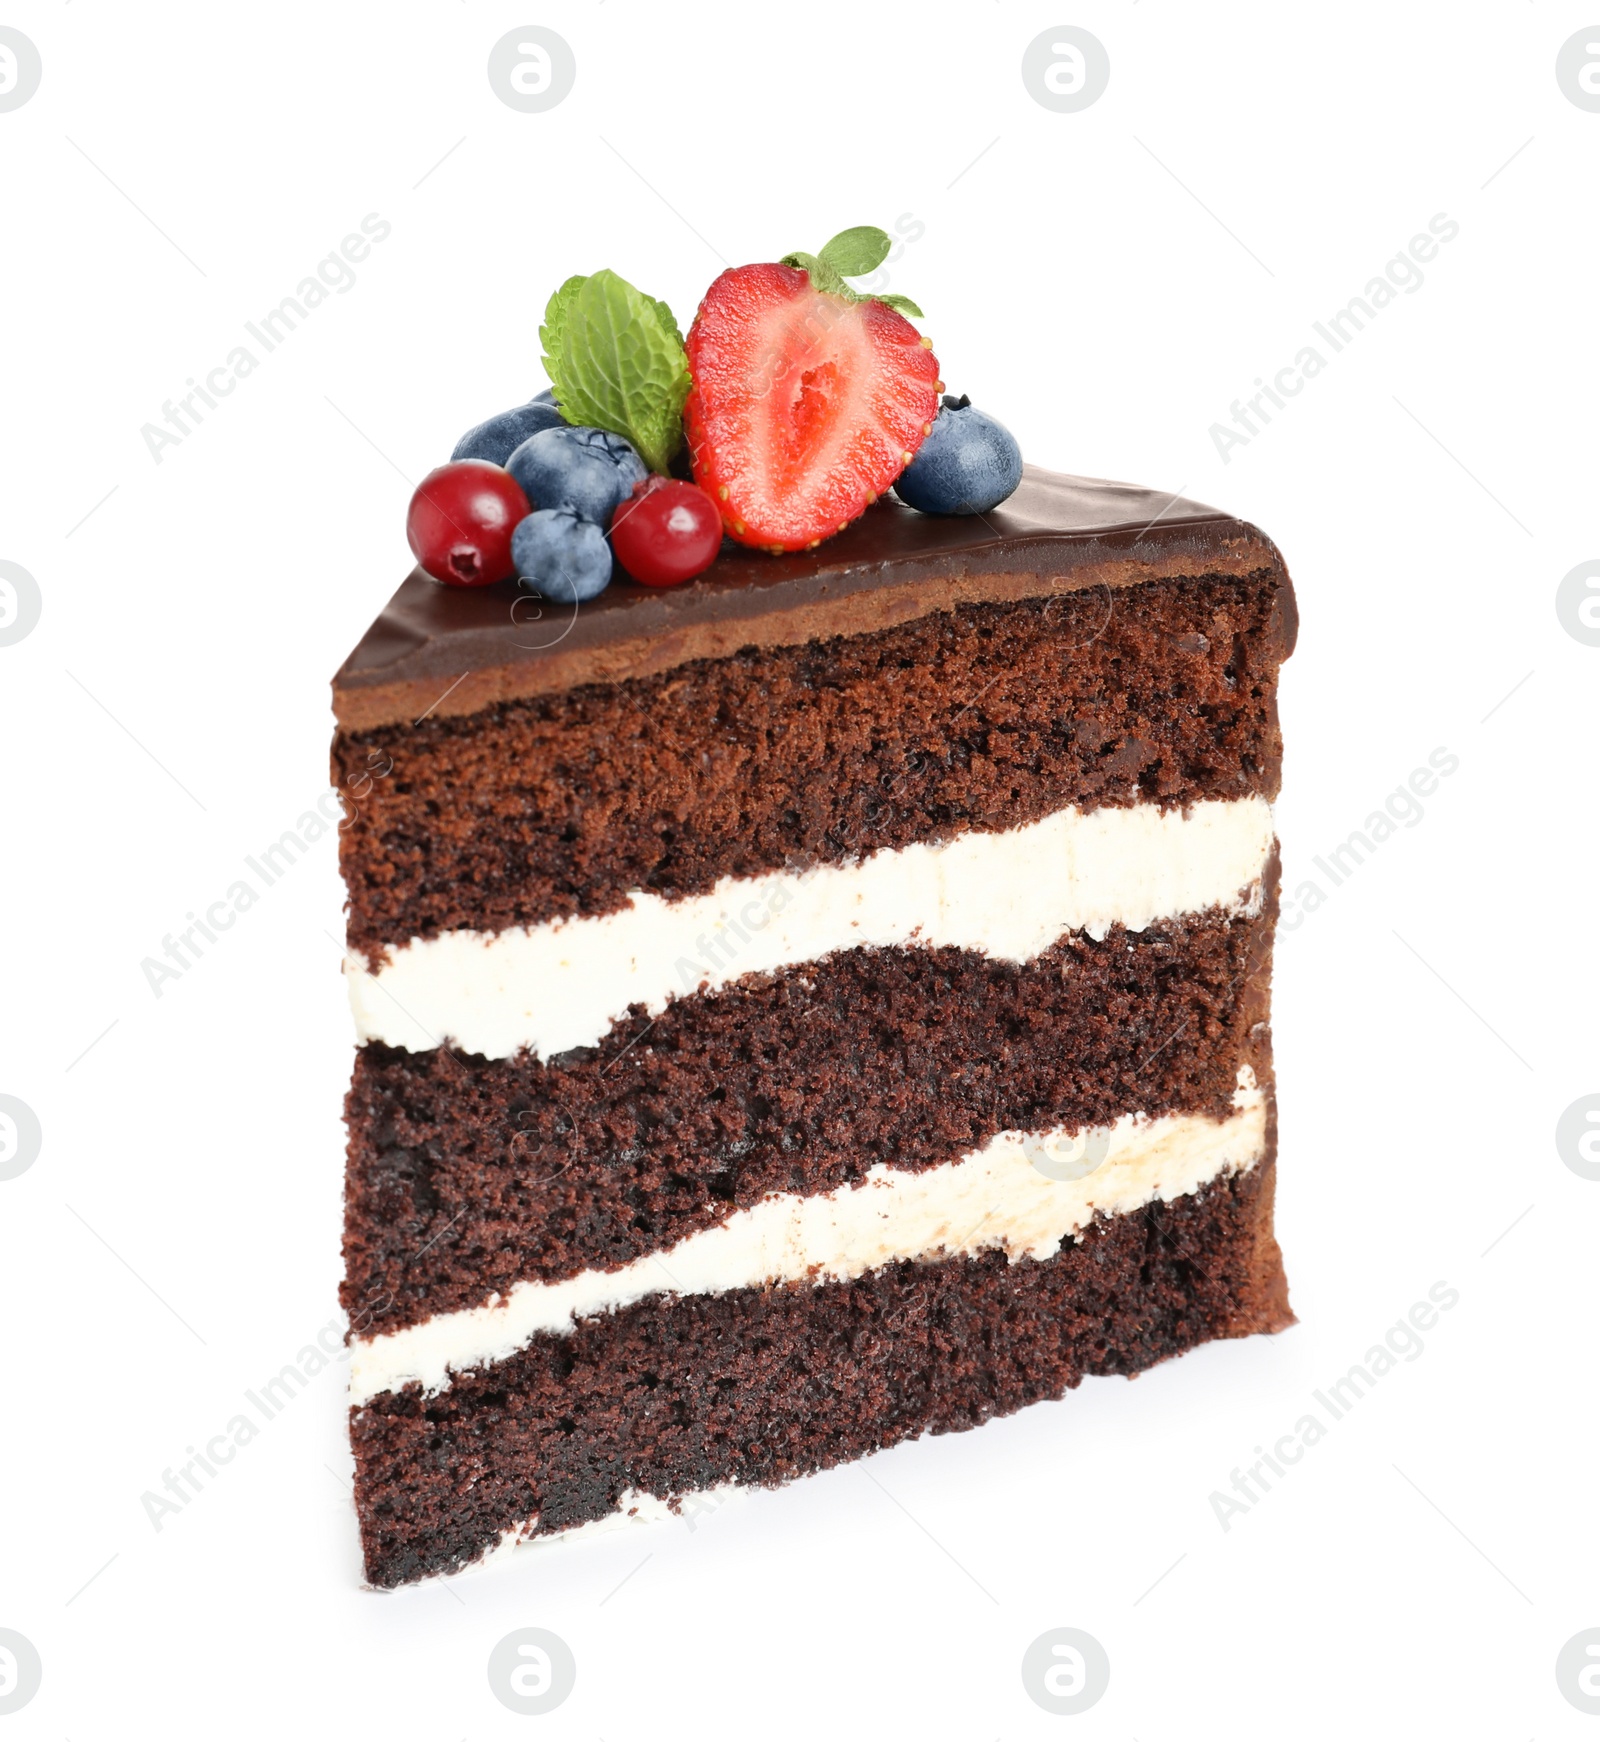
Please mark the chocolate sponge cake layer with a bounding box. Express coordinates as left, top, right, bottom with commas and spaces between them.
334, 570, 1291, 960
342, 897, 1276, 1336
350, 1154, 1289, 1589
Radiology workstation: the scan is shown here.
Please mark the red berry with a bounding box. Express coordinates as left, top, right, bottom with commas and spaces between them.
406, 460, 529, 587
610, 477, 723, 587
684, 262, 940, 551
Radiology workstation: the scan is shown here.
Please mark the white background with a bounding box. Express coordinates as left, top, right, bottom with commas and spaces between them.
3, 3, 1597, 1735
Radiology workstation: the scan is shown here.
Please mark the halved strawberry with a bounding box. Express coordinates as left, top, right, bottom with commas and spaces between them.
684, 262, 941, 552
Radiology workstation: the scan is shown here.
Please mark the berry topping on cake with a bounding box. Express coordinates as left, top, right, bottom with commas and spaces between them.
511, 508, 613, 602
571, 426, 649, 497
894, 395, 1024, 517
451, 397, 565, 466
506, 424, 645, 528
684, 229, 940, 551
405, 460, 530, 587
404, 230, 1021, 593
610, 477, 723, 587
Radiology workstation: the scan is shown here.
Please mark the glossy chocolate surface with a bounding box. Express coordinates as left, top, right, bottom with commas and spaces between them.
332, 466, 1289, 729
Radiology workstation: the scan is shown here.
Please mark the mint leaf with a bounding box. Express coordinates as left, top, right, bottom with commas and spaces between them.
641, 290, 686, 353
872, 292, 924, 319
538, 268, 690, 474
538, 274, 587, 380
819, 226, 891, 278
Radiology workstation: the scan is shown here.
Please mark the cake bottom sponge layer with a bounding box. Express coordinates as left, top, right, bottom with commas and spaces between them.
350, 1153, 1290, 1588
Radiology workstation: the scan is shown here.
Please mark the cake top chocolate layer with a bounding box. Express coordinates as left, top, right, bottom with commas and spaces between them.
332, 465, 1291, 731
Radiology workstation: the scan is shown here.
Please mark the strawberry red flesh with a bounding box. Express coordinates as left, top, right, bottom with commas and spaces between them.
685, 263, 940, 551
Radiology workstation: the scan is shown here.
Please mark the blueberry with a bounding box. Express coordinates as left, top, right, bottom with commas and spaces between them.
511, 510, 613, 602
570, 426, 648, 497
531, 387, 556, 406
893, 396, 1023, 516
506, 425, 643, 527
452, 398, 565, 466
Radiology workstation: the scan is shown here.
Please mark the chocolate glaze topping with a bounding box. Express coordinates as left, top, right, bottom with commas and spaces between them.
332, 465, 1292, 730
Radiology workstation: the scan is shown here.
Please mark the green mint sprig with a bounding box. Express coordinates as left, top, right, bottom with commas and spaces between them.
779, 225, 924, 318
539, 269, 690, 474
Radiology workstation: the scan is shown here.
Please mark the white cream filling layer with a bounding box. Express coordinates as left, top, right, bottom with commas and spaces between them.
347, 796, 1274, 1061
348, 1073, 1266, 1409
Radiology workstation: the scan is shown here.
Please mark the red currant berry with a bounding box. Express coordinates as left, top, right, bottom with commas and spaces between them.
610, 477, 722, 588
406, 461, 529, 587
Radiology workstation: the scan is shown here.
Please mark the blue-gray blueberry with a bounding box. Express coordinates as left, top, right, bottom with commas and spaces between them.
452, 399, 565, 466
511, 509, 612, 602
506, 425, 645, 526
893, 395, 1023, 516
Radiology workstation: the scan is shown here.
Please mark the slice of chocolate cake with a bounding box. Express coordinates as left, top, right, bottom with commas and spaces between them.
332, 466, 1296, 1589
